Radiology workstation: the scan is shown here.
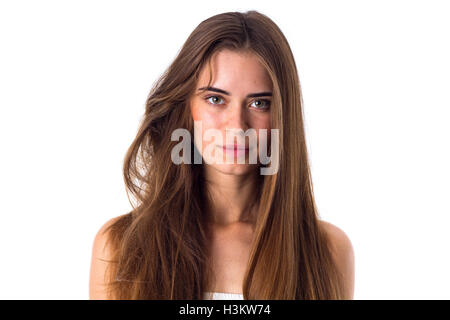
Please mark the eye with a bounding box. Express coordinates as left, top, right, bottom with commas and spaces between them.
250, 99, 271, 110
204, 95, 225, 105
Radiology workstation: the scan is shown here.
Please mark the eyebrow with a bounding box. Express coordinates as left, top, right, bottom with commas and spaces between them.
197, 86, 272, 98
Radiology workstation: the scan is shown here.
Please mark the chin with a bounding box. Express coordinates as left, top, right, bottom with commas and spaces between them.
207, 163, 259, 176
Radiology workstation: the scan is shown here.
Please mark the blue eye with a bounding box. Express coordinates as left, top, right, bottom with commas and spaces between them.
205, 95, 224, 105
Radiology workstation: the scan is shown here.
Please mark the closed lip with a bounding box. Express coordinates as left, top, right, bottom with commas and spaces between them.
220, 145, 249, 150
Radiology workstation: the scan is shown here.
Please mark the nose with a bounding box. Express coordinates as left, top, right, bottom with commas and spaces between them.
224, 101, 249, 132
222, 102, 249, 146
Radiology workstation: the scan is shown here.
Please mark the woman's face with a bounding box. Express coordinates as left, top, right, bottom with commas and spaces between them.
189, 49, 272, 176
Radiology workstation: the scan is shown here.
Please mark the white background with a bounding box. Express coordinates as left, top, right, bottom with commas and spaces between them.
0, 0, 449, 299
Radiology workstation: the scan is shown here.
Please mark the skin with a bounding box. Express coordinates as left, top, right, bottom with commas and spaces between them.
88, 50, 355, 299
88, 216, 355, 298
189, 49, 272, 225
188, 49, 355, 297
189, 49, 272, 293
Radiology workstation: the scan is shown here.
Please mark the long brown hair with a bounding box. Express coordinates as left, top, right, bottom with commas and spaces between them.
102, 10, 345, 299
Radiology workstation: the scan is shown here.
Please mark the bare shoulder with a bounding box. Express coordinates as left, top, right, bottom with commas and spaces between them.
89, 215, 124, 300
92, 215, 122, 256
318, 219, 355, 299
319, 220, 353, 252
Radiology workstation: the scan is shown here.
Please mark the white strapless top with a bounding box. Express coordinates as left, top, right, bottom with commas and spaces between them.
203, 291, 244, 300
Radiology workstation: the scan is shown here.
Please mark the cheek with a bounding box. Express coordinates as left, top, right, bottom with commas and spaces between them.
250, 115, 271, 146
190, 103, 202, 122
190, 103, 221, 148
201, 114, 221, 147
190, 101, 217, 126
250, 114, 271, 131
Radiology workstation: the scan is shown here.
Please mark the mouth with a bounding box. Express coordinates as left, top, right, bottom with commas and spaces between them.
216, 144, 250, 156
221, 144, 249, 151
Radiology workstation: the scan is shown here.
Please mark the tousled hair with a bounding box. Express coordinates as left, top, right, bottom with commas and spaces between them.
102, 10, 345, 299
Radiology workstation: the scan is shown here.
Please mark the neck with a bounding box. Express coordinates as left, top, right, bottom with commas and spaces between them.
203, 166, 260, 227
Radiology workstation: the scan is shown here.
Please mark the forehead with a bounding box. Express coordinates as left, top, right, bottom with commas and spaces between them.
196, 49, 273, 93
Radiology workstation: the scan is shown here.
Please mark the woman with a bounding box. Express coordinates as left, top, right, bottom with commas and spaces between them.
89, 10, 354, 300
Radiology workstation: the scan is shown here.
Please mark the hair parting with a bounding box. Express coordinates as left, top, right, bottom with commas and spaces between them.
101, 10, 345, 300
